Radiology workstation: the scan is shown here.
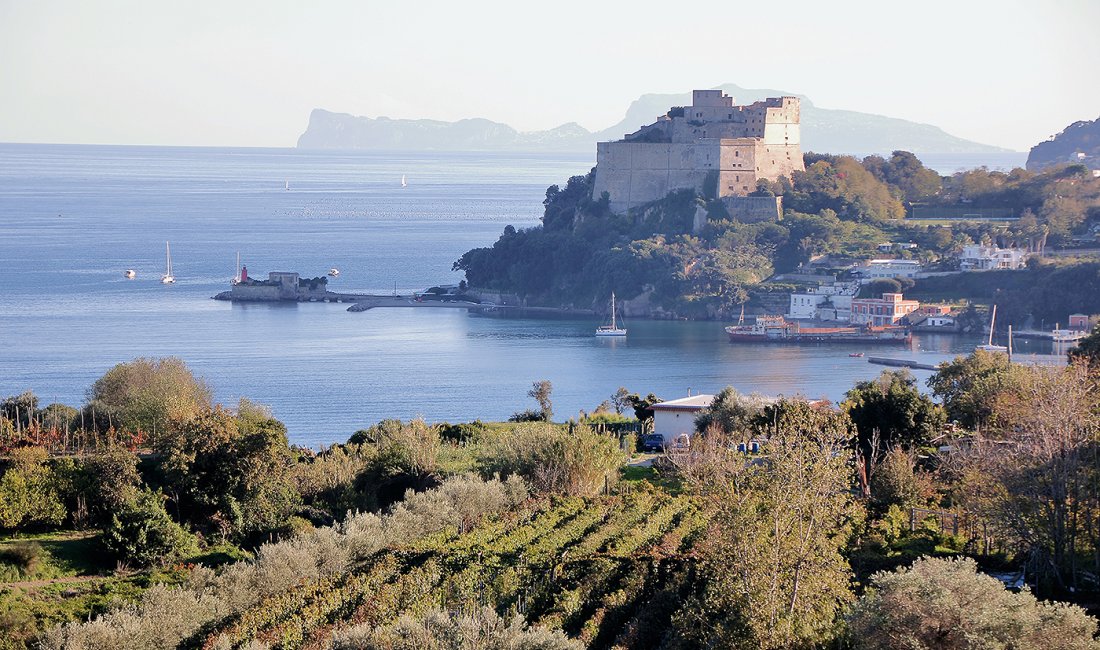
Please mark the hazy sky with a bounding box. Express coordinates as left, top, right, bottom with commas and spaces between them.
2, 0, 1097, 151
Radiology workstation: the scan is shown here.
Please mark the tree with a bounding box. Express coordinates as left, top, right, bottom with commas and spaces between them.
1, 391, 39, 429
0, 446, 66, 530
103, 489, 195, 568
527, 380, 554, 422
159, 406, 300, 541
927, 350, 1015, 430
693, 386, 762, 437
849, 556, 1100, 650
86, 357, 212, 437
680, 399, 856, 649
844, 369, 945, 461
71, 448, 142, 527
1068, 323, 1100, 366
610, 387, 632, 415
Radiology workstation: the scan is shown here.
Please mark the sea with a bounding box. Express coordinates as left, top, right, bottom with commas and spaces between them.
0, 144, 1044, 448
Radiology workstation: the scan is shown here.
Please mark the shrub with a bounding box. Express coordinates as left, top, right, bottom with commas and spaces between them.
478, 424, 625, 496
102, 489, 196, 568
849, 556, 1100, 649
0, 541, 44, 577
331, 606, 581, 650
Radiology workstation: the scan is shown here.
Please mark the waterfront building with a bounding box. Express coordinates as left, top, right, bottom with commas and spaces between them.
855, 259, 923, 283
958, 244, 1029, 271
850, 292, 921, 326
1069, 313, 1090, 331
787, 281, 860, 321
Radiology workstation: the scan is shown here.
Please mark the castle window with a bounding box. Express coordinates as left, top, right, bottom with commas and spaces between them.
735, 151, 739, 157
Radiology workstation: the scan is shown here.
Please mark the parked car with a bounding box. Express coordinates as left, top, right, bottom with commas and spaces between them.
641, 433, 665, 452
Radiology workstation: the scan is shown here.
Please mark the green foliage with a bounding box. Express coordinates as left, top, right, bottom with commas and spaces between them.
66, 448, 141, 528
332, 606, 582, 649
159, 406, 301, 541
844, 369, 946, 459
693, 386, 765, 436
85, 356, 212, 437
870, 448, 935, 513
1, 391, 39, 429
927, 350, 1015, 429
849, 556, 1100, 649
527, 380, 554, 422
0, 446, 67, 530
685, 398, 857, 649
477, 423, 625, 496
1069, 323, 1100, 365
102, 489, 195, 568
788, 154, 906, 222
0, 541, 44, 577
862, 150, 943, 202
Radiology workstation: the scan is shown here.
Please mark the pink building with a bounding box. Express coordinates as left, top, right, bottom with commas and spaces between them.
850, 293, 920, 327
1069, 314, 1089, 332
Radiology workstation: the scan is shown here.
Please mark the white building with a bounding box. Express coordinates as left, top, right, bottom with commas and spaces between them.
788, 281, 860, 321
855, 259, 923, 283
651, 394, 714, 446
958, 245, 1028, 271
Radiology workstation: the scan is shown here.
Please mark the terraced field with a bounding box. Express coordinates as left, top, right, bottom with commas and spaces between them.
193, 492, 707, 650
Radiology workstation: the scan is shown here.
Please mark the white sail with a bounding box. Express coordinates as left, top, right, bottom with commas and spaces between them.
161, 241, 175, 284
595, 291, 627, 337
401, 174, 407, 188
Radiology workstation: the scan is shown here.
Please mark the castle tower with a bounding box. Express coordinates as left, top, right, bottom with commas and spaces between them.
592, 91, 803, 213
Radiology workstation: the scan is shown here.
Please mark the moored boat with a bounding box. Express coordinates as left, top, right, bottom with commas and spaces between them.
595, 292, 627, 337
725, 315, 910, 344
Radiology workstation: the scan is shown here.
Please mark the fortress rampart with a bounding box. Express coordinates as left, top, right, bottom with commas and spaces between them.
593, 90, 803, 213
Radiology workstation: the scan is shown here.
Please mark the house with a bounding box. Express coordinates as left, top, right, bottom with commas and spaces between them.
855, 259, 923, 283
850, 292, 921, 326
958, 245, 1028, 271
651, 394, 714, 446
877, 242, 918, 253
1069, 314, 1090, 332
787, 281, 860, 321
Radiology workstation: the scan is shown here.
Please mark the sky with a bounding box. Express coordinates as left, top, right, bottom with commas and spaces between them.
1, 0, 1098, 151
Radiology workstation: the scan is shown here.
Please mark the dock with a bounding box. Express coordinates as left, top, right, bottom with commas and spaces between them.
867, 356, 941, 371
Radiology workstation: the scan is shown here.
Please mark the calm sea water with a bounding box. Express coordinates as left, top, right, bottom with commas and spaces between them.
0, 144, 1045, 447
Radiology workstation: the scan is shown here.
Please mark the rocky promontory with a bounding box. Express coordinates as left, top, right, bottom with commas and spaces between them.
1027, 116, 1100, 171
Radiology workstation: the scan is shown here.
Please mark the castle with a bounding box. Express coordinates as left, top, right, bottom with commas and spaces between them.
592, 90, 804, 214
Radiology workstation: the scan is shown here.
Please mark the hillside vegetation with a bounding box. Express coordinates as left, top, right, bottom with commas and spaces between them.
455, 153, 1100, 320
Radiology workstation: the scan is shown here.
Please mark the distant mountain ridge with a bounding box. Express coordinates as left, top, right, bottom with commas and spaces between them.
1026, 116, 1100, 170
297, 83, 1011, 154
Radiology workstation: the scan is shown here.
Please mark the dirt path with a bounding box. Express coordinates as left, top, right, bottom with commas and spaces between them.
2, 574, 104, 590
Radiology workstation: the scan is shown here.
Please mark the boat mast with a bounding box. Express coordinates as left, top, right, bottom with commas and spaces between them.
988, 305, 997, 347
166, 241, 172, 276
611, 292, 617, 329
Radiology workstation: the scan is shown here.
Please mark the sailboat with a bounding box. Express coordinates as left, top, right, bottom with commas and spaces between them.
401, 174, 407, 188
976, 304, 1007, 352
232, 252, 241, 285
124, 269, 136, 279
285, 180, 290, 191
595, 292, 627, 337
161, 241, 175, 284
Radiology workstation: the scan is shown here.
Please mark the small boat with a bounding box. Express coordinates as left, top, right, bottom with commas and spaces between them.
328, 268, 340, 277
401, 174, 407, 188
595, 292, 627, 337
976, 305, 1007, 353
849, 352, 865, 357
161, 241, 175, 284
124, 269, 136, 279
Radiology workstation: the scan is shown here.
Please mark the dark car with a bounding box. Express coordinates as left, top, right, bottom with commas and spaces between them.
641, 433, 665, 452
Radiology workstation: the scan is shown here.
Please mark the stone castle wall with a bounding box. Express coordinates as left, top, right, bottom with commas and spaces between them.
592, 91, 803, 213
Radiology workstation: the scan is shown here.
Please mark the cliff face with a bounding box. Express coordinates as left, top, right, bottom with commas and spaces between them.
1026, 116, 1100, 171
298, 83, 1009, 154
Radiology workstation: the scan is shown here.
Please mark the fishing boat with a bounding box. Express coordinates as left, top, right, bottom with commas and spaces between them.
328, 268, 340, 277
976, 305, 1007, 352
161, 241, 175, 284
725, 315, 910, 344
124, 269, 136, 279
595, 292, 627, 337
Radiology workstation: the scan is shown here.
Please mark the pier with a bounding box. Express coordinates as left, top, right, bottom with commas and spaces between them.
867, 356, 941, 371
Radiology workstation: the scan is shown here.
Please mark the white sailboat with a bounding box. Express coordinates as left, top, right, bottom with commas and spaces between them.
976, 304, 1006, 352
401, 174, 408, 188
124, 269, 136, 279
232, 251, 241, 285
161, 241, 175, 284
285, 180, 290, 191
595, 292, 627, 337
